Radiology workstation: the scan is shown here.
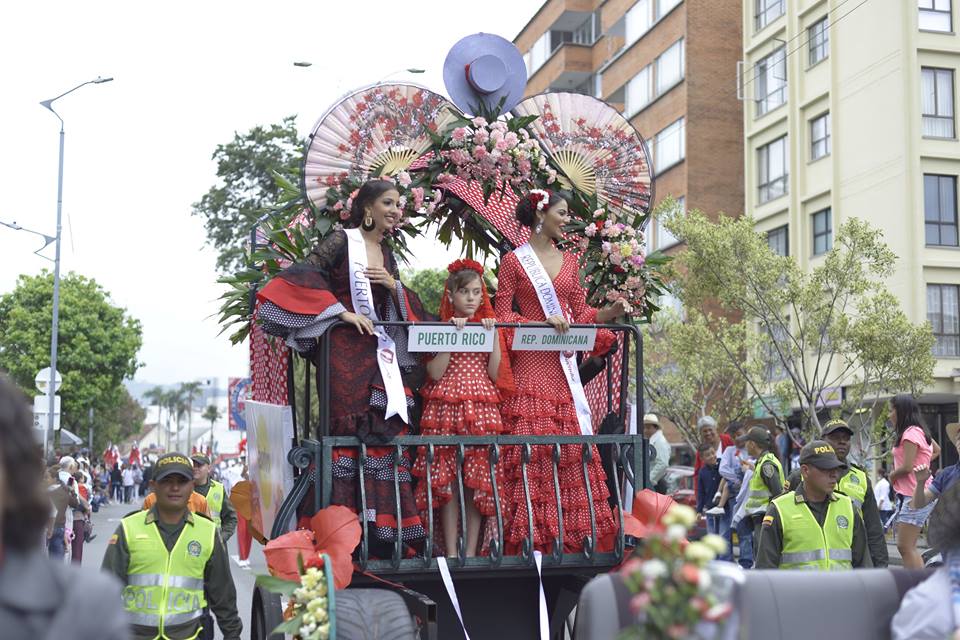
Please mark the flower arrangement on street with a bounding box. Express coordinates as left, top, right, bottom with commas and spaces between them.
618, 504, 734, 639
429, 110, 558, 203
566, 195, 670, 324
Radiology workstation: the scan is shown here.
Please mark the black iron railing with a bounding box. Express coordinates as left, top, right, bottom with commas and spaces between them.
270, 321, 649, 576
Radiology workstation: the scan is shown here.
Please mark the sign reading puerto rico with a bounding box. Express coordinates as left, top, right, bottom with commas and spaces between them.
511, 327, 597, 351
407, 325, 494, 352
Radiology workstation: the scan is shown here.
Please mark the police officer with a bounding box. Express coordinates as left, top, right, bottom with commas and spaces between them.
786, 419, 888, 567
756, 441, 867, 569
740, 425, 786, 559
190, 454, 237, 541
102, 453, 242, 640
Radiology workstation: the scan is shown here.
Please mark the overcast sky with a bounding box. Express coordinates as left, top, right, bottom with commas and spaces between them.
0, 0, 541, 386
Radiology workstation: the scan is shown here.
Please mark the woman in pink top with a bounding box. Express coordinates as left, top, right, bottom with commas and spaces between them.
888, 394, 941, 569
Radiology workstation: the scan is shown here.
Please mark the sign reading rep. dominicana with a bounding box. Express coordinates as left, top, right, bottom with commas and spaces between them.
408, 325, 495, 352
512, 327, 597, 351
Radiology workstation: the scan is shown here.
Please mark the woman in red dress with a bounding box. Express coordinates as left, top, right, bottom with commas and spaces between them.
495, 190, 627, 554
256, 179, 429, 555
412, 259, 514, 557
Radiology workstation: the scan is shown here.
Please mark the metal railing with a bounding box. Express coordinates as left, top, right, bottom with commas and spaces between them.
270, 321, 649, 577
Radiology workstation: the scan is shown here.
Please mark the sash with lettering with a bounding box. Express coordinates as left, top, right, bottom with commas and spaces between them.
514, 243, 593, 435
345, 228, 409, 424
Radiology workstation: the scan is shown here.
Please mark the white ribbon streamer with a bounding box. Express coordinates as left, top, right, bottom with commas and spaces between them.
514, 244, 593, 435
437, 557, 471, 640
533, 550, 549, 640
345, 228, 408, 424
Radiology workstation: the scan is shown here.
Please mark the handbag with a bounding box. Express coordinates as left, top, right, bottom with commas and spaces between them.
83, 518, 94, 542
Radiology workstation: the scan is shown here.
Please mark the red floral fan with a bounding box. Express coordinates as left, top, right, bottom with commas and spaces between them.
512, 92, 654, 222
302, 83, 461, 211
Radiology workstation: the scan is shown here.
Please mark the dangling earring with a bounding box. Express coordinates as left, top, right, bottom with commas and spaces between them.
534, 219, 543, 235
362, 211, 375, 231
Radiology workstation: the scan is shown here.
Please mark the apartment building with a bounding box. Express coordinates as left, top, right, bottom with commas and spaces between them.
513, 0, 744, 267
742, 0, 960, 450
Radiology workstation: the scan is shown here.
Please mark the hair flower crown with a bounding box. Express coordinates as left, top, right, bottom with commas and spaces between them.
447, 258, 484, 275
527, 189, 549, 212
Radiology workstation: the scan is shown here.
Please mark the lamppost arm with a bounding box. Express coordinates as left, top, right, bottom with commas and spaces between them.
40, 77, 114, 127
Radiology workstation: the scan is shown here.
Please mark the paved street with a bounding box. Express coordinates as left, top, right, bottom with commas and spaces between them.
84, 498, 269, 640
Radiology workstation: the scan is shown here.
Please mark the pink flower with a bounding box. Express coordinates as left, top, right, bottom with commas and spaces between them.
503, 132, 519, 148
333, 201, 343, 211
473, 128, 489, 145
668, 624, 689, 639
451, 127, 470, 143
411, 186, 425, 210
547, 168, 558, 184
490, 129, 504, 145
473, 145, 488, 160
605, 290, 620, 302
628, 592, 651, 616
339, 209, 351, 220
350, 189, 359, 199
601, 241, 612, 255
593, 208, 605, 218
471, 116, 488, 128
631, 254, 646, 267
396, 171, 412, 188
584, 224, 597, 237
495, 138, 510, 151
609, 252, 623, 266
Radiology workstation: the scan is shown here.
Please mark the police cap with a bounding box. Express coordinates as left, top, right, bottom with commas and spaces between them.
154, 453, 194, 481
799, 440, 847, 471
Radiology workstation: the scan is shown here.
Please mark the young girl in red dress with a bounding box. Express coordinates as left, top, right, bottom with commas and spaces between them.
412, 259, 514, 557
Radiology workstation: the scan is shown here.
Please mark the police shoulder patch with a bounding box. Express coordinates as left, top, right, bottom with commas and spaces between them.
836, 515, 849, 529
187, 540, 202, 557
762, 515, 774, 527
762, 463, 775, 478
108, 534, 119, 545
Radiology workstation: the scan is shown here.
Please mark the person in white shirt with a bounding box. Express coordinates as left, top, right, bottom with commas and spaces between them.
120, 465, 135, 503
874, 467, 894, 529
643, 414, 672, 493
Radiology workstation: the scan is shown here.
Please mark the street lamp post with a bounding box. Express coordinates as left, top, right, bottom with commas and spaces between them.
39, 76, 113, 459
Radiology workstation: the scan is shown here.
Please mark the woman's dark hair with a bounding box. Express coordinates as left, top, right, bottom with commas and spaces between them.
515, 190, 566, 228
0, 373, 51, 550
344, 179, 399, 229
891, 393, 931, 445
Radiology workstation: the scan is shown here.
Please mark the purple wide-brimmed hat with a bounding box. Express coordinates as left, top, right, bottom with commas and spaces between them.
443, 33, 528, 117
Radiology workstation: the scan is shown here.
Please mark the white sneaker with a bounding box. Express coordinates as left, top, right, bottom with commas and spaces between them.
705, 506, 726, 516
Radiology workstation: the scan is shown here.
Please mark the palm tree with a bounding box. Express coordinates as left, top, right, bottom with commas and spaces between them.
202, 405, 221, 456
143, 386, 166, 450
180, 382, 203, 455
163, 388, 186, 452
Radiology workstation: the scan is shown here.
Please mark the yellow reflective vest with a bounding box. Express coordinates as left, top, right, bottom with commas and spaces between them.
120, 510, 216, 639
772, 491, 855, 570
837, 465, 868, 513
204, 480, 225, 527
745, 451, 785, 516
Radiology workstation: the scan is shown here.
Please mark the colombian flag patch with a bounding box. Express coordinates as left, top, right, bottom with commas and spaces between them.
762, 515, 774, 527
108, 534, 119, 545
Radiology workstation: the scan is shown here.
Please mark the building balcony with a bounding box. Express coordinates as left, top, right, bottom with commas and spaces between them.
525, 42, 596, 96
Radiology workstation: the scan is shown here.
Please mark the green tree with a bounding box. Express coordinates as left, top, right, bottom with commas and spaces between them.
192, 115, 302, 274
180, 381, 203, 455
0, 271, 143, 436
664, 207, 935, 458
94, 388, 147, 453
402, 268, 448, 317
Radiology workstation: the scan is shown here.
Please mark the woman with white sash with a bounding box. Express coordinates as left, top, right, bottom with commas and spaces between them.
494, 189, 627, 553
257, 179, 429, 554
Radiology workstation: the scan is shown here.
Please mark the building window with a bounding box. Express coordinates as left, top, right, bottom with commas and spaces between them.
655, 0, 682, 20
810, 112, 831, 160
767, 225, 789, 256
927, 283, 960, 356
625, 0, 653, 45
925, 174, 959, 246
625, 65, 652, 116
757, 136, 788, 203
919, 0, 953, 32
759, 320, 790, 381
654, 118, 685, 173
756, 0, 785, 31
808, 17, 829, 66
656, 39, 685, 95
812, 208, 833, 255
658, 196, 684, 249
572, 13, 599, 45
756, 47, 787, 116
921, 67, 956, 138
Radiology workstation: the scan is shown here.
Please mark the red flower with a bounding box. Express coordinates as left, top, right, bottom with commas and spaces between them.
448, 258, 484, 275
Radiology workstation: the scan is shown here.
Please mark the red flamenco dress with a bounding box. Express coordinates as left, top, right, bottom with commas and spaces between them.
494, 249, 617, 554
412, 276, 515, 536
256, 229, 429, 553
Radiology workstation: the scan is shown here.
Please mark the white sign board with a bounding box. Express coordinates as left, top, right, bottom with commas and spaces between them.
511, 327, 597, 351
35, 368, 62, 394
245, 401, 295, 538
33, 395, 61, 431
407, 325, 495, 352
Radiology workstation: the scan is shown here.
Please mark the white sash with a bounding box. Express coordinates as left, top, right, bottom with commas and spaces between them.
345, 228, 409, 424
514, 244, 593, 435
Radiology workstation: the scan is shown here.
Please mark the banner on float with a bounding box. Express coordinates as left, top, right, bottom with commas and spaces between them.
407, 325, 495, 352
228, 377, 251, 430
245, 401, 294, 538
511, 327, 597, 351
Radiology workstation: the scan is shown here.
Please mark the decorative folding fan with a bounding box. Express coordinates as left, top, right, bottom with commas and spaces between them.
512, 92, 655, 221
302, 83, 461, 210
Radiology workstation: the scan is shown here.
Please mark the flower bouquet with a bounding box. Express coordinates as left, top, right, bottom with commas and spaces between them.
428, 110, 558, 204
566, 196, 670, 324
256, 557, 335, 640
618, 504, 735, 640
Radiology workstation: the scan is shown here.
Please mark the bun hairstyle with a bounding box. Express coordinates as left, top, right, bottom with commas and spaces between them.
515, 189, 565, 228
345, 179, 399, 229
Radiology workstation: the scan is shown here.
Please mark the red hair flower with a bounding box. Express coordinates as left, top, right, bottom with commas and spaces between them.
527, 189, 549, 211
447, 258, 484, 275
